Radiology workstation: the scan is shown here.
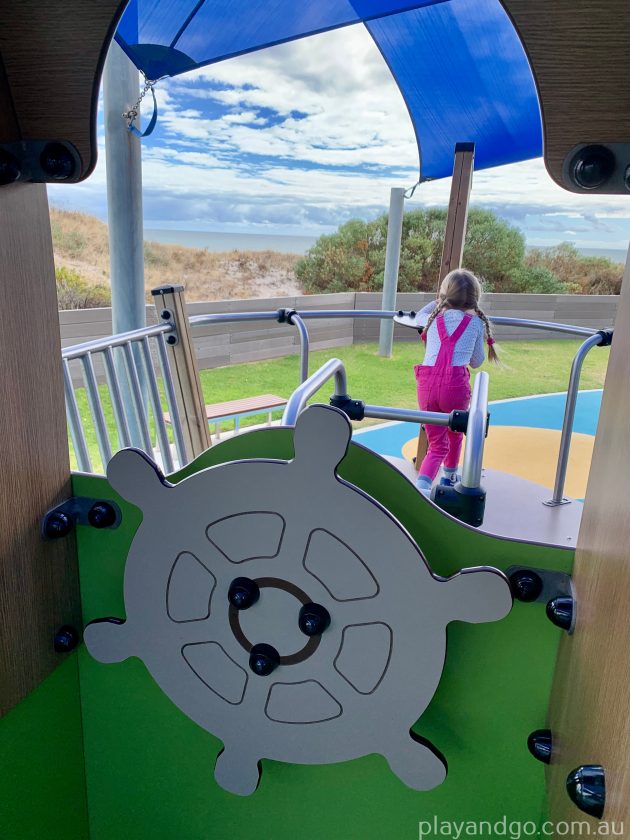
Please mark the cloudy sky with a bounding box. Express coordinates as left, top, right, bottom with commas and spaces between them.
49, 24, 630, 253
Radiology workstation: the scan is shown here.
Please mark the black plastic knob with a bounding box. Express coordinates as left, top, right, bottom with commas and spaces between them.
566, 765, 605, 819
54, 625, 79, 653
249, 643, 279, 676
571, 145, 615, 190
87, 502, 117, 529
228, 577, 260, 611
0, 150, 20, 186
546, 596, 574, 632
40, 142, 76, 181
527, 729, 552, 764
298, 602, 331, 637
44, 511, 73, 539
509, 569, 543, 603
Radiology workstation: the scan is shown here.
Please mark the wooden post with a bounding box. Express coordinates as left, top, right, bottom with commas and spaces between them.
545, 245, 630, 827
415, 143, 475, 471
152, 285, 211, 460
0, 184, 81, 715
437, 142, 475, 289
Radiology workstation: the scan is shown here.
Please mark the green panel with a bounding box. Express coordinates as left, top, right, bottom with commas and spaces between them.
75, 429, 572, 839
0, 656, 89, 840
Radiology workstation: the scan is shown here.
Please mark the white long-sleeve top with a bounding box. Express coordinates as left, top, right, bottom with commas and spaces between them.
419, 302, 486, 368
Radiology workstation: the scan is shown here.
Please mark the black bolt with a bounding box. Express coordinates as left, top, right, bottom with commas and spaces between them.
166, 335, 177, 345
228, 577, 260, 610
87, 502, 117, 529
397, 310, 404, 317
509, 569, 544, 603
527, 729, 552, 764
54, 625, 79, 653
298, 602, 331, 637
409, 311, 416, 318
546, 596, 574, 632
40, 142, 76, 181
160, 309, 171, 320
0, 150, 20, 186
566, 765, 605, 819
44, 511, 73, 539
249, 643, 279, 676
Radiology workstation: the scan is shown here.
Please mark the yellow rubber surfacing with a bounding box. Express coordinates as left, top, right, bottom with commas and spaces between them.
402, 425, 594, 499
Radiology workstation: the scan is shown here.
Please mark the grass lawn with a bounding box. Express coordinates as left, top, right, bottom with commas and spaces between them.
71, 340, 610, 472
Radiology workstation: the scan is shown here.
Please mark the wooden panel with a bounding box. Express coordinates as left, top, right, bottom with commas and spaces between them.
0, 184, 80, 715
502, 0, 630, 189
546, 247, 630, 827
0, 0, 127, 180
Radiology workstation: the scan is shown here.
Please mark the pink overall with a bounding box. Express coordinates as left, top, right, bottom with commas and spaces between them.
414, 314, 472, 481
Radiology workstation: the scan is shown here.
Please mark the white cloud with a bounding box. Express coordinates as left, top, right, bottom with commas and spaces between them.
48, 24, 630, 251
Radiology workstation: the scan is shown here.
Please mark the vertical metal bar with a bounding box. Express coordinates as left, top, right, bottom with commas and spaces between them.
461, 371, 489, 490
156, 332, 187, 468
379, 187, 406, 357
140, 337, 175, 474
122, 341, 153, 454
546, 333, 604, 506
102, 347, 132, 449
290, 313, 310, 383
81, 353, 113, 469
63, 360, 92, 473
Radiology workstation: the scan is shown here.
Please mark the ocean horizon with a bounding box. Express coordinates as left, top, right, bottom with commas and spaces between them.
144, 228, 318, 255
144, 228, 628, 263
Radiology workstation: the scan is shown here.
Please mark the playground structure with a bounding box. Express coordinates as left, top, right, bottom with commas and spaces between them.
1, 1, 630, 838
62, 293, 612, 529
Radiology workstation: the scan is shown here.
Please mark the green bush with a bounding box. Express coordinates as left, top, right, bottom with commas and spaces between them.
508, 265, 569, 294
296, 207, 526, 294
56, 266, 111, 310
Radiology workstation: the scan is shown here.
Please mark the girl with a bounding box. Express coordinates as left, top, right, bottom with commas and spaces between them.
414, 269, 498, 495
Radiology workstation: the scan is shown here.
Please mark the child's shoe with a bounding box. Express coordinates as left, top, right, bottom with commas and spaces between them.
440, 467, 459, 487
416, 474, 433, 497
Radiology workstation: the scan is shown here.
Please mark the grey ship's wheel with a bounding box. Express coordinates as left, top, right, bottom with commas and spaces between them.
85, 405, 512, 796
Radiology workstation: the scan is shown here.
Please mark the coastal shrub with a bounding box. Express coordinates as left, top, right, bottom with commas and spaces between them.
296, 208, 526, 294
508, 265, 568, 294
523, 243, 622, 294
56, 266, 111, 309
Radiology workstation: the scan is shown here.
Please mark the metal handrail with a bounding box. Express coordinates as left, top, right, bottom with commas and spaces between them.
461, 372, 489, 489
189, 310, 310, 383
488, 316, 598, 338
282, 359, 348, 426
362, 405, 451, 425
62, 303, 610, 487
62, 320, 185, 475
61, 322, 173, 360
545, 332, 609, 505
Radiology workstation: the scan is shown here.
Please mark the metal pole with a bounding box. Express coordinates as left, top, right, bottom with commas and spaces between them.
103, 39, 146, 447
290, 313, 310, 383
545, 333, 604, 506
378, 187, 405, 357
282, 359, 348, 426
362, 405, 451, 425
461, 371, 489, 490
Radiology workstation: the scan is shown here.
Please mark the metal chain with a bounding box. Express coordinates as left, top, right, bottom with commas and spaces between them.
123, 77, 157, 131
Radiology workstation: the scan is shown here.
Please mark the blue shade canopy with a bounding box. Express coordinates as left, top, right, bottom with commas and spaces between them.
115, 0, 543, 180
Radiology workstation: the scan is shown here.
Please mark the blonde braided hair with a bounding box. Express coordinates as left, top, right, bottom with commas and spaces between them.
423, 269, 499, 363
